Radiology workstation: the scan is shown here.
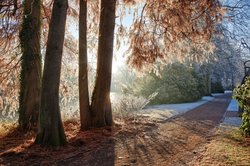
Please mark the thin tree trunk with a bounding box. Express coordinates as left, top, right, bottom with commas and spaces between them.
35, 0, 68, 146
79, 0, 91, 130
206, 73, 211, 95
91, 0, 116, 127
19, 0, 41, 131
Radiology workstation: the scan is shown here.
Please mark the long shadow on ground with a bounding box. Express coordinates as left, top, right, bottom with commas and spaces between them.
0, 94, 231, 166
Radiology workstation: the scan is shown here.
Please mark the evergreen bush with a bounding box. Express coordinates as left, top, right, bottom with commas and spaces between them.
233, 77, 250, 137
124, 63, 207, 104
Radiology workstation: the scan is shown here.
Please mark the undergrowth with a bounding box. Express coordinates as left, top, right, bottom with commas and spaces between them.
112, 93, 157, 123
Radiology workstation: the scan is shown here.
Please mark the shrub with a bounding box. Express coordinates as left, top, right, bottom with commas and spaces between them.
112, 93, 157, 120
233, 77, 250, 137
123, 62, 206, 104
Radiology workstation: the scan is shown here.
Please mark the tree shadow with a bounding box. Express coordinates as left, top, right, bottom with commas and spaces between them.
0, 126, 38, 165
57, 127, 115, 166
110, 94, 233, 165
0, 127, 35, 152
0, 94, 234, 165
0, 125, 115, 166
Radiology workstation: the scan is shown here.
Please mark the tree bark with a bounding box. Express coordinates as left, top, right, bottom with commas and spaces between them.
19, 0, 41, 131
91, 0, 116, 127
79, 0, 91, 130
35, 0, 68, 146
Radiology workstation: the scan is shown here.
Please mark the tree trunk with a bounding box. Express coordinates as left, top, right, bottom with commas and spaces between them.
91, 0, 116, 127
205, 73, 211, 95
79, 0, 91, 130
19, 0, 41, 131
35, 0, 68, 146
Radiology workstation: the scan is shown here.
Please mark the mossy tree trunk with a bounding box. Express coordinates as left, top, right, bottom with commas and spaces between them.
19, 0, 41, 131
79, 0, 91, 130
35, 0, 68, 146
90, 0, 116, 127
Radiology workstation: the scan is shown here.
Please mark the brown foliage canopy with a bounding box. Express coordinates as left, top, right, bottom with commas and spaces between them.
126, 0, 224, 70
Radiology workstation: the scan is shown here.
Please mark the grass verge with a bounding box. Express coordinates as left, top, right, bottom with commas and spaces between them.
195, 125, 250, 166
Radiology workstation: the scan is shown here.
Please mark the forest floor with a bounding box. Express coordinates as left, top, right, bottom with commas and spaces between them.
0, 94, 250, 166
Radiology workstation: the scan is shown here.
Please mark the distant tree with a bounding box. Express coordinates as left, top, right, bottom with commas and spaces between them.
35, 0, 68, 146
210, 36, 243, 88
221, 0, 250, 53
90, 0, 116, 127
18, 0, 41, 131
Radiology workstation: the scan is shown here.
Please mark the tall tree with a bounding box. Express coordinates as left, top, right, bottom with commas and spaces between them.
19, 0, 41, 130
79, 0, 91, 130
35, 0, 68, 146
90, 0, 116, 127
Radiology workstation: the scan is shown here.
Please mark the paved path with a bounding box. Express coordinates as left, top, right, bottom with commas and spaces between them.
223, 97, 242, 127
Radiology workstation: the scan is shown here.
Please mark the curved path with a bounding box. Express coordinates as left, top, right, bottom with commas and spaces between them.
113, 94, 231, 166
58, 94, 231, 166
0, 94, 231, 166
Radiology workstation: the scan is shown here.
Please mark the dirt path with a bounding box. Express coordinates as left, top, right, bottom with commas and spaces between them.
113, 94, 231, 166
0, 94, 231, 166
